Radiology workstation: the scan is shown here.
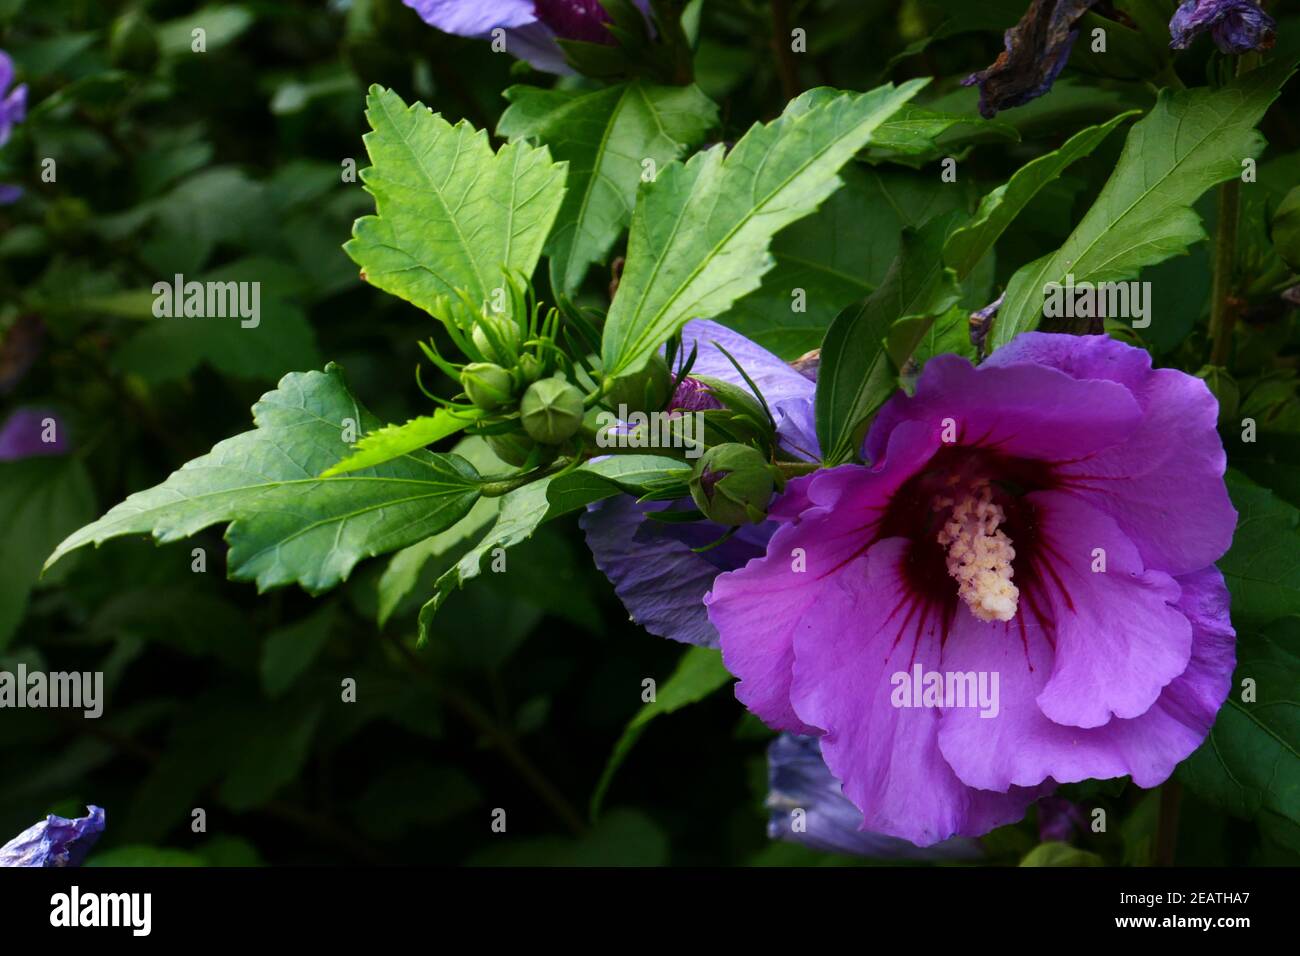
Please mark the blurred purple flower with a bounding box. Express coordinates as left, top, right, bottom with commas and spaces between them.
403, 0, 651, 74
0, 49, 25, 203
0, 51, 25, 147
0, 806, 105, 867
0, 407, 68, 460
0, 314, 46, 394
1169, 0, 1276, 54
1036, 795, 1087, 843
768, 734, 984, 861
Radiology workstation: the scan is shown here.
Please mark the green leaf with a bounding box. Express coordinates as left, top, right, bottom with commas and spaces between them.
112, 259, 322, 385
498, 81, 718, 295
722, 166, 973, 358
417, 455, 690, 641
1177, 617, 1300, 852
344, 86, 567, 312
910, 303, 978, 368
45, 365, 482, 595
1272, 185, 1300, 272
589, 646, 733, 819
1220, 474, 1300, 628
261, 605, 338, 699
1019, 842, 1105, 867
943, 111, 1137, 281
467, 807, 668, 866
321, 408, 485, 477
815, 214, 962, 465
865, 105, 1018, 167
599, 80, 928, 386
990, 56, 1297, 350
0, 456, 95, 649
219, 703, 322, 810
87, 846, 206, 867
375, 437, 504, 627
157, 4, 254, 55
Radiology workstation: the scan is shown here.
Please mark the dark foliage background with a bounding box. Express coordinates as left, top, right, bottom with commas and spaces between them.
2, 0, 1298, 865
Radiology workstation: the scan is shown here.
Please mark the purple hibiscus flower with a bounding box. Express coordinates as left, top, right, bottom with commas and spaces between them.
587, 323, 986, 860
707, 332, 1236, 846
0, 806, 105, 867
1169, 0, 1276, 54
403, 0, 651, 74
0, 407, 68, 459
0, 49, 26, 204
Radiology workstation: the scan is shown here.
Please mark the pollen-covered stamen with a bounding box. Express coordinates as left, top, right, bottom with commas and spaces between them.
935, 482, 1019, 623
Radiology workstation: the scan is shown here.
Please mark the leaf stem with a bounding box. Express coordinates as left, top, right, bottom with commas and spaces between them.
770, 0, 801, 102
1207, 52, 1259, 366
1208, 178, 1241, 366
387, 635, 588, 838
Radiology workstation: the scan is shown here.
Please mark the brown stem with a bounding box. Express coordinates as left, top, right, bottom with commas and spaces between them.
1208, 178, 1241, 367
387, 636, 589, 837
771, 0, 801, 102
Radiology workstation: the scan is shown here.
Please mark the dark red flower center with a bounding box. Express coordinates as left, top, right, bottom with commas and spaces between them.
879, 446, 1056, 628
533, 0, 616, 44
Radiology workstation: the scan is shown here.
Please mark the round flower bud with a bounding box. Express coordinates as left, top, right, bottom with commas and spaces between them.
515, 353, 544, 387
520, 376, 585, 445
461, 362, 514, 411
605, 355, 673, 414
471, 314, 520, 364
486, 431, 555, 468
689, 444, 775, 526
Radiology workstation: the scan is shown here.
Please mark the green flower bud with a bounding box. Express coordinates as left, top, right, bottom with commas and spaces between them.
461, 362, 514, 411
520, 376, 585, 445
516, 353, 544, 386
486, 431, 555, 468
605, 354, 673, 414
471, 313, 520, 364
689, 444, 775, 526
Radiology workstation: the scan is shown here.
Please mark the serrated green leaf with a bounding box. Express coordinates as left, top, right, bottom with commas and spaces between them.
943, 111, 1137, 280
865, 105, 1018, 167
990, 57, 1297, 350
321, 408, 485, 477
1220, 473, 1300, 628
599, 80, 928, 386
45, 365, 483, 595
418, 455, 690, 640
498, 81, 718, 295
345, 86, 567, 312
1177, 616, 1300, 852
590, 646, 733, 820
722, 166, 973, 359
815, 214, 962, 465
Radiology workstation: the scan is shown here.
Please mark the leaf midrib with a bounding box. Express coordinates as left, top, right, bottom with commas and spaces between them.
612, 104, 872, 375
